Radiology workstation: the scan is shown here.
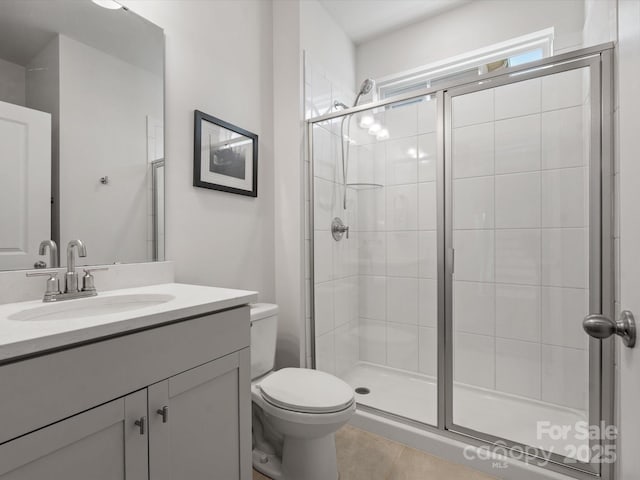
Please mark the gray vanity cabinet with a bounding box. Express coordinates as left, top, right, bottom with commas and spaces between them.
0, 389, 148, 480
148, 349, 252, 480
0, 306, 252, 480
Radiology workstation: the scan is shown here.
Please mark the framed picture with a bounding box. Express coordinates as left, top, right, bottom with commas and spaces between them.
193, 110, 258, 197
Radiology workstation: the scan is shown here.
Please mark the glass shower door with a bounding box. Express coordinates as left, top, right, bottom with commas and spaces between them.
446, 58, 610, 474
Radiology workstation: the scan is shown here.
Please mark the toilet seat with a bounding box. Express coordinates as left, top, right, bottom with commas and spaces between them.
258, 368, 354, 414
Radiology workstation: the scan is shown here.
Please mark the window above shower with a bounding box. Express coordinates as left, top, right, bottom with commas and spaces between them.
377, 29, 553, 101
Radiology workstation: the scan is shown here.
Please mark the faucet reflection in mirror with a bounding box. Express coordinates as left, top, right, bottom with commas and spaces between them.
26, 240, 109, 303
38, 240, 59, 268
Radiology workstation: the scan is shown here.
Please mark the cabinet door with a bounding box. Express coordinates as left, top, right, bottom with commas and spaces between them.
148, 348, 251, 480
0, 390, 148, 480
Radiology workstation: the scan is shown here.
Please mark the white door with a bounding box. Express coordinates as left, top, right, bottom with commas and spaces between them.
0, 100, 51, 270
617, 1, 640, 478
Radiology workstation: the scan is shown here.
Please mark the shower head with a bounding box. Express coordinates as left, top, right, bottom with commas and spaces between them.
358, 78, 375, 96
353, 78, 375, 106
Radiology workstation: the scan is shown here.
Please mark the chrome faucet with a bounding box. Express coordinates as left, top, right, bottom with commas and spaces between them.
26, 240, 108, 302
65, 240, 87, 293
38, 240, 59, 268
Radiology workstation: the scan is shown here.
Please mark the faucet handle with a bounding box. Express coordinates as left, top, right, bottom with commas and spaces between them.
26, 270, 61, 300
82, 267, 108, 293
82, 267, 109, 275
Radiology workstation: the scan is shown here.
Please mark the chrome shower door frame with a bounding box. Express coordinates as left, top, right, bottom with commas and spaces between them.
443, 50, 614, 479
307, 43, 614, 480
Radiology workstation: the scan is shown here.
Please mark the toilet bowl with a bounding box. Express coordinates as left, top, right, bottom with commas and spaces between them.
250, 304, 355, 480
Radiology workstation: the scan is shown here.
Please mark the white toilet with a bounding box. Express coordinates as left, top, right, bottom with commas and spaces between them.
250, 303, 355, 480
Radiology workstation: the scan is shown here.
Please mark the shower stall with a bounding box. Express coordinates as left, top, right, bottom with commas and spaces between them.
307, 44, 614, 479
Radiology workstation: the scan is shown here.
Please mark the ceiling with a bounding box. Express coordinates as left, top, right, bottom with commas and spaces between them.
318, 0, 472, 44
0, 0, 163, 75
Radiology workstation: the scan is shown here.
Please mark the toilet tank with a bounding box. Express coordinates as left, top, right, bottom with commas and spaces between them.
250, 303, 279, 380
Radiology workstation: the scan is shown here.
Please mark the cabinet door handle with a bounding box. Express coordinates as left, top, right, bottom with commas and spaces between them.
156, 406, 169, 423
134, 416, 146, 435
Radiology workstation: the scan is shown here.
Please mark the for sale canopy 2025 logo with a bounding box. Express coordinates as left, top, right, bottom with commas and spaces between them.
463, 421, 617, 470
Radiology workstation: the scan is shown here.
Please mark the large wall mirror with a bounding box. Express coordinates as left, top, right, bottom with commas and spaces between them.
0, 0, 164, 271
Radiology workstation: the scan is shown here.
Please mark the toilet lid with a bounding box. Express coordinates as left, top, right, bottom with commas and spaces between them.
259, 368, 354, 414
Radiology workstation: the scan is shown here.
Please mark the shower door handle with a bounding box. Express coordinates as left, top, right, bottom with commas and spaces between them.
583, 311, 636, 348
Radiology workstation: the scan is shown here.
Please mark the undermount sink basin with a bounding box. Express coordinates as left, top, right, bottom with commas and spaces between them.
8, 294, 175, 322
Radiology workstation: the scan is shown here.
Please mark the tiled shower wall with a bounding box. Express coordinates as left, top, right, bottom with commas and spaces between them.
310, 91, 441, 380
305, 56, 360, 377
351, 99, 439, 378
451, 68, 591, 410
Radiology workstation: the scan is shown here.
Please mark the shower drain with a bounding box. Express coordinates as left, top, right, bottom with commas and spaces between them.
355, 387, 370, 395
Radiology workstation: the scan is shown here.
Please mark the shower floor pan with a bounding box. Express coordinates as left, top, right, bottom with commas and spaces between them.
341, 362, 589, 461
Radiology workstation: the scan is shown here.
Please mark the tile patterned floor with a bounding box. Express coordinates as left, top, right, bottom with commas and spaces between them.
253, 425, 499, 480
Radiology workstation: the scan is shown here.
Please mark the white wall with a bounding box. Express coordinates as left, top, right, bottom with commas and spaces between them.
122, 0, 275, 303
273, 0, 304, 368
300, 0, 356, 93
0, 57, 25, 106
616, 0, 640, 477
356, 0, 588, 81
583, 0, 617, 47
58, 34, 162, 266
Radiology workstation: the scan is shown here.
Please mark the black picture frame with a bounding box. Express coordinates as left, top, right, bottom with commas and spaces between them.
193, 110, 258, 197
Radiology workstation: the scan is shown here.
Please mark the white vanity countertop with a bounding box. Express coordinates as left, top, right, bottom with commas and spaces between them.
0, 282, 258, 364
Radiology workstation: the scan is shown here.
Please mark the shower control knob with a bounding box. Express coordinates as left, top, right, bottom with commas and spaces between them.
583, 311, 636, 348
331, 217, 349, 241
